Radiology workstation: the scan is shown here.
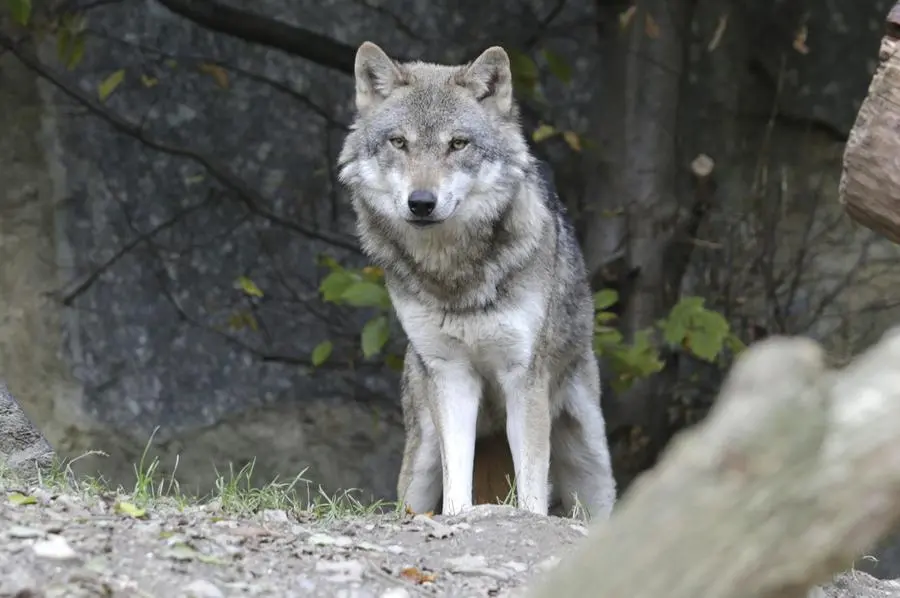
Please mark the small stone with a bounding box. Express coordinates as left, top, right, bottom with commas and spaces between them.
8, 526, 45, 539
569, 524, 588, 536
314, 559, 366, 582
183, 579, 225, 598
32, 534, 78, 561
503, 561, 528, 573
380, 589, 411, 598
308, 533, 354, 548
413, 515, 454, 539
261, 509, 289, 523
355, 541, 386, 552
537, 556, 560, 572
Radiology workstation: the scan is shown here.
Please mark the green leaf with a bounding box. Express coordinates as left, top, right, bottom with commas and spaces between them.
7, 492, 37, 506
98, 69, 126, 102
311, 340, 333, 367
340, 281, 392, 309
593, 289, 619, 311
319, 270, 356, 303
113, 500, 147, 519
235, 275, 263, 298
361, 315, 390, 359
384, 353, 405, 371
532, 124, 557, 143
66, 34, 86, 70
542, 48, 573, 84
8, 0, 31, 26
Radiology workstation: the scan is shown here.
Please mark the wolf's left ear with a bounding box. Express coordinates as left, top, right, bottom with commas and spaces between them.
458, 46, 514, 116
354, 41, 406, 114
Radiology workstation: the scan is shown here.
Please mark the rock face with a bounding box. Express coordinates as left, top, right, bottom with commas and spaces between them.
0, 383, 54, 482
1, 0, 900, 514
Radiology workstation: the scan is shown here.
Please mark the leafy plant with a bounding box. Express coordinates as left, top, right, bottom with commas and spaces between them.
315, 255, 396, 367
312, 255, 744, 390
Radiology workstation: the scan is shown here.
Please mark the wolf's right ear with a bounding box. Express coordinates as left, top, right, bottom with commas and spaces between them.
354, 42, 406, 114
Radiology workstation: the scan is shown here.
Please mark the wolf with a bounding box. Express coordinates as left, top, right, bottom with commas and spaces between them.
337, 41, 617, 519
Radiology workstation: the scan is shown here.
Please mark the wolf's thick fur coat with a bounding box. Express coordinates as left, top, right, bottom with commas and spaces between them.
338, 41, 617, 519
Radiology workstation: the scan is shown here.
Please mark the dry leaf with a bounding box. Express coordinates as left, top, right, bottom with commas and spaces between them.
400, 567, 437, 584
708, 13, 729, 52
644, 13, 660, 39
793, 24, 809, 54
619, 5, 637, 30
562, 131, 582, 152
199, 62, 230, 89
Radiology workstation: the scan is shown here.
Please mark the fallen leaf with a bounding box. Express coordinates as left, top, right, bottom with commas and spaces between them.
400, 567, 436, 584
113, 501, 147, 519
8, 492, 37, 506
708, 13, 729, 52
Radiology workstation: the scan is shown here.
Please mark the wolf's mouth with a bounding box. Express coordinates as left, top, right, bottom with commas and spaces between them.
407, 219, 441, 228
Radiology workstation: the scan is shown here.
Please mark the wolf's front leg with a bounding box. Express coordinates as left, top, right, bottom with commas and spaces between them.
501, 367, 551, 515
426, 362, 482, 516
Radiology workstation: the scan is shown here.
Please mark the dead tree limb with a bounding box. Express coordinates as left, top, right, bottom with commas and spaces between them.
526, 327, 900, 598
838, 1, 900, 243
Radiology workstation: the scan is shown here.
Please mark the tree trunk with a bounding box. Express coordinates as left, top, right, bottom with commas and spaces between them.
526, 327, 900, 598
584, 0, 698, 486
838, 1, 900, 244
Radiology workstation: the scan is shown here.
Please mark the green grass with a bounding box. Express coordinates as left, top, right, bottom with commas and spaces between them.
0, 427, 403, 522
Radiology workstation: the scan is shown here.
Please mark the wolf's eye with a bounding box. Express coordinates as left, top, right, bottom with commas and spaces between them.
449, 138, 469, 151
389, 136, 407, 150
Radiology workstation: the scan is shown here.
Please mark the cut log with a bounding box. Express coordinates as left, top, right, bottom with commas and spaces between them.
524, 326, 900, 598
838, 1, 900, 243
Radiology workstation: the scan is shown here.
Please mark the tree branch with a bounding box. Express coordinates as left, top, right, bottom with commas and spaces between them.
526, 327, 900, 598
153, 0, 363, 74
0, 32, 362, 255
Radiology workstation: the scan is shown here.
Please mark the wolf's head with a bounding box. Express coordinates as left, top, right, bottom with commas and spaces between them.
338, 42, 532, 230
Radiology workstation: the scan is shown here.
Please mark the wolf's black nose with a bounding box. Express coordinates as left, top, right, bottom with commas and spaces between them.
407, 190, 437, 217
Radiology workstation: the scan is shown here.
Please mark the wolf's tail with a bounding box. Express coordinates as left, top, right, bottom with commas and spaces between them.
472, 431, 516, 505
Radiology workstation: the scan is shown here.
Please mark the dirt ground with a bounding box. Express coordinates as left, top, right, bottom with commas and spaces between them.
0, 481, 589, 598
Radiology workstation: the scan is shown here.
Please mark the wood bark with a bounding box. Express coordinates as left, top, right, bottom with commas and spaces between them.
838, 1, 900, 243
525, 327, 900, 598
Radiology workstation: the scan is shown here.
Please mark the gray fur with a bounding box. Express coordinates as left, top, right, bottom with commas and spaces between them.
338, 42, 616, 519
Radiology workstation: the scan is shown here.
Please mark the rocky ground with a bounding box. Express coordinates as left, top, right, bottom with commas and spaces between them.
0, 478, 589, 598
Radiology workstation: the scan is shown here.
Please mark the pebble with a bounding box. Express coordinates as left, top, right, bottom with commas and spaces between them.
182, 579, 225, 598
8, 525, 45, 539
261, 509, 289, 523
413, 515, 454, 539
32, 534, 78, 561
314, 559, 367, 582
308, 533, 354, 548
380, 589, 411, 598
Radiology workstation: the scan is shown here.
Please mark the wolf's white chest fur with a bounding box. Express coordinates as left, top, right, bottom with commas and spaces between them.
393, 286, 546, 392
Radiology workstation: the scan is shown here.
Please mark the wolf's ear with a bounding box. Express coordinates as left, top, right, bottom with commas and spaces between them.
354, 41, 405, 113
457, 46, 514, 116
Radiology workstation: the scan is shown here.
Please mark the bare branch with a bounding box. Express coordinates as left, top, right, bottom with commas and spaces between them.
153, 0, 362, 74
0, 32, 362, 255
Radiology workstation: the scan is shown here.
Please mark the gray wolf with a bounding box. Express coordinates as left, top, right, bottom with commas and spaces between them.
337, 41, 617, 519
